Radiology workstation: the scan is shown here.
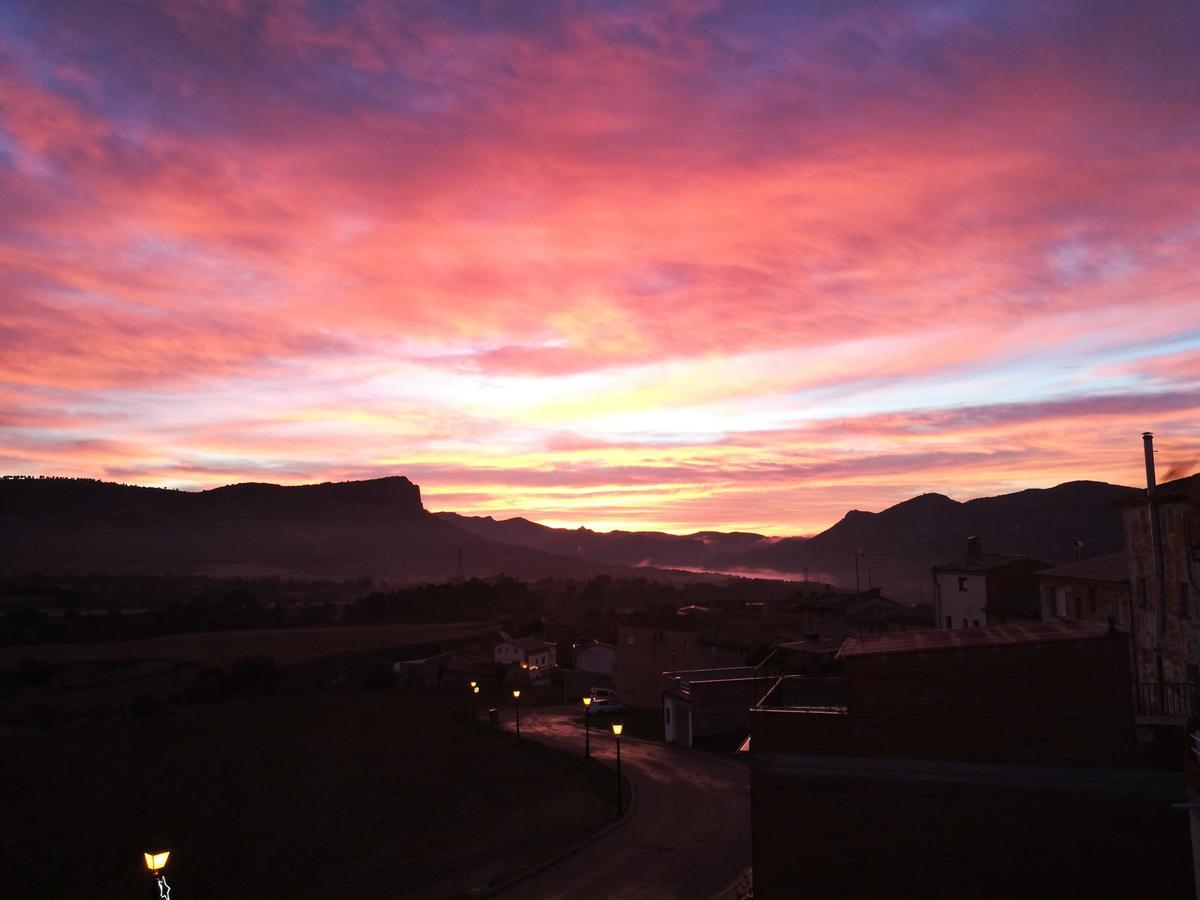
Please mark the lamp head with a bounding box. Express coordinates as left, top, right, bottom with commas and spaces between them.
612, 722, 624, 736
513, 689, 521, 699
469, 680, 477, 689
143, 848, 170, 875
582, 696, 592, 706
473, 685, 480, 694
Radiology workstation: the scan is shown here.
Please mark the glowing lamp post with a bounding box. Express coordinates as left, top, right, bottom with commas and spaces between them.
513, 689, 521, 737
470, 683, 479, 719
612, 722, 624, 816
143, 845, 172, 899
582, 696, 592, 757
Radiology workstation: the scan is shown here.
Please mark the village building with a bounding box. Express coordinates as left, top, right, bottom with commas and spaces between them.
932, 537, 1047, 628
574, 640, 616, 676
747, 621, 1189, 897
615, 612, 745, 709
493, 636, 557, 669
1117, 455, 1200, 695
1038, 551, 1132, 626
784, 587, 920, 641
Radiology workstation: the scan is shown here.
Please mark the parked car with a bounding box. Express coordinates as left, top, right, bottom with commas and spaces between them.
586, 698, 624, 716
590, 687, 616, 701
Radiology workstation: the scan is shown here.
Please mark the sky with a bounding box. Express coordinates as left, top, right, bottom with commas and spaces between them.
1, 0, 1198, 536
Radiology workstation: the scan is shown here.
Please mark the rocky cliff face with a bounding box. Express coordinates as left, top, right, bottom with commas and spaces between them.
0, 475, 620, 580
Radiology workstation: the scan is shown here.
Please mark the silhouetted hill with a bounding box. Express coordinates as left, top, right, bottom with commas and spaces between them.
742, 480, 1139, 600
5, 476, 1140, 597
0, 476, 632, 581
435, 512, 775, 570
440, 481, 1139, 602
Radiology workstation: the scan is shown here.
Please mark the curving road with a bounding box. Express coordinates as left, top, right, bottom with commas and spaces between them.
494, 706, 750, 900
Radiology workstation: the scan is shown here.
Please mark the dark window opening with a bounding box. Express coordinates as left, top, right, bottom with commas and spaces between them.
957, 577, 968, 592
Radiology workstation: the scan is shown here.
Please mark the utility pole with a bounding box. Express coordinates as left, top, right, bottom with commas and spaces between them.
854, 548, 865, 593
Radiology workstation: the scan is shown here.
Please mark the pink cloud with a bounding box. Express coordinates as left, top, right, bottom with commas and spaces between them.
1, 1, 1198, 533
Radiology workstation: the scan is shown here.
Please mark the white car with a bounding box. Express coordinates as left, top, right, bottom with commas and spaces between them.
586, 698, 625, 716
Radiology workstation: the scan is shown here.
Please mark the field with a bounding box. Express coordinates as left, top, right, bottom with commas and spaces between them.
1, 685, 615, 898
0, 621, 496, 667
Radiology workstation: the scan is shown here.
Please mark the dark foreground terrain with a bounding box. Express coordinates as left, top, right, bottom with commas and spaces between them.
1, 687, 614, 898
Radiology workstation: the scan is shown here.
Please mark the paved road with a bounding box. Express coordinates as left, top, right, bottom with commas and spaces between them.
494, 706, 750, 900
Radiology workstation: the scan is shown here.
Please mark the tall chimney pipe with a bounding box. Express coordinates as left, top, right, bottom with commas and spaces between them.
1142, 433, 1168, 696
1143, 432, 1157, 493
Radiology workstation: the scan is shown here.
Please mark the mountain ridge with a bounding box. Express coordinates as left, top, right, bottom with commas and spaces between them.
3, 475, 1141, 598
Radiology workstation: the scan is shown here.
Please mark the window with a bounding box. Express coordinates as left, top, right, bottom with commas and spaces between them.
1188, 664, 1199, 685
1181, 582, 1191, 619
958, 577, 968, 592
962, 618, 968, 629
683, 639, 690, 652
626, 634, 636, 646
1138, 576, 1148, 609
665, 706, 671, 724
972, 619, 980, 628
1088, 587, 1097, 614
945, 616, 952, 629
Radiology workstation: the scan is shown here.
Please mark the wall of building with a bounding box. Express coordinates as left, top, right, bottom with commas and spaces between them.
615, 622, 742, 708
1039, 576, 1130, 626
751, 759, 1189, 899
678, 677, 762, 741
1124, 496, 1198, 684
494, 643, 523, 664
576, 644, 615, 675
934, 572, 987, 629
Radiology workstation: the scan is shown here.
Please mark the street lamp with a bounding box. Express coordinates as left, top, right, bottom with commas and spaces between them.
143, 844, 172, 899
513, 689, 521, 737
471, 683, 479, 719
612, 722, 624, 816
582, 696, 592, 757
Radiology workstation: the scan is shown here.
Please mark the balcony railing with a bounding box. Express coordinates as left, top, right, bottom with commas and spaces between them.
756, 675, 848, 710
1134, 682, 1200, 719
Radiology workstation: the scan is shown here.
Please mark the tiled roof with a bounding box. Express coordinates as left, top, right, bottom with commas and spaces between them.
882, 603, 935, 625
837, 620, 1115, 659
933, 553, 1046, 573
506, 636, 556, 652
1038, 551, 1130, 584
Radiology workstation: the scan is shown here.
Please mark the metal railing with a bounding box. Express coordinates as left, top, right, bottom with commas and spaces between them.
756, 675, 848, 710
1133, 682, 1200, 719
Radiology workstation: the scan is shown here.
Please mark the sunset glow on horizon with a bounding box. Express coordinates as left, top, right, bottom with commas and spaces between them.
2, 1, 1198, 535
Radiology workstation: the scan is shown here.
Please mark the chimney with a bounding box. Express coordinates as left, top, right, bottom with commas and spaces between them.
1143, 432, 1156, 493
966, 536, 981, 557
